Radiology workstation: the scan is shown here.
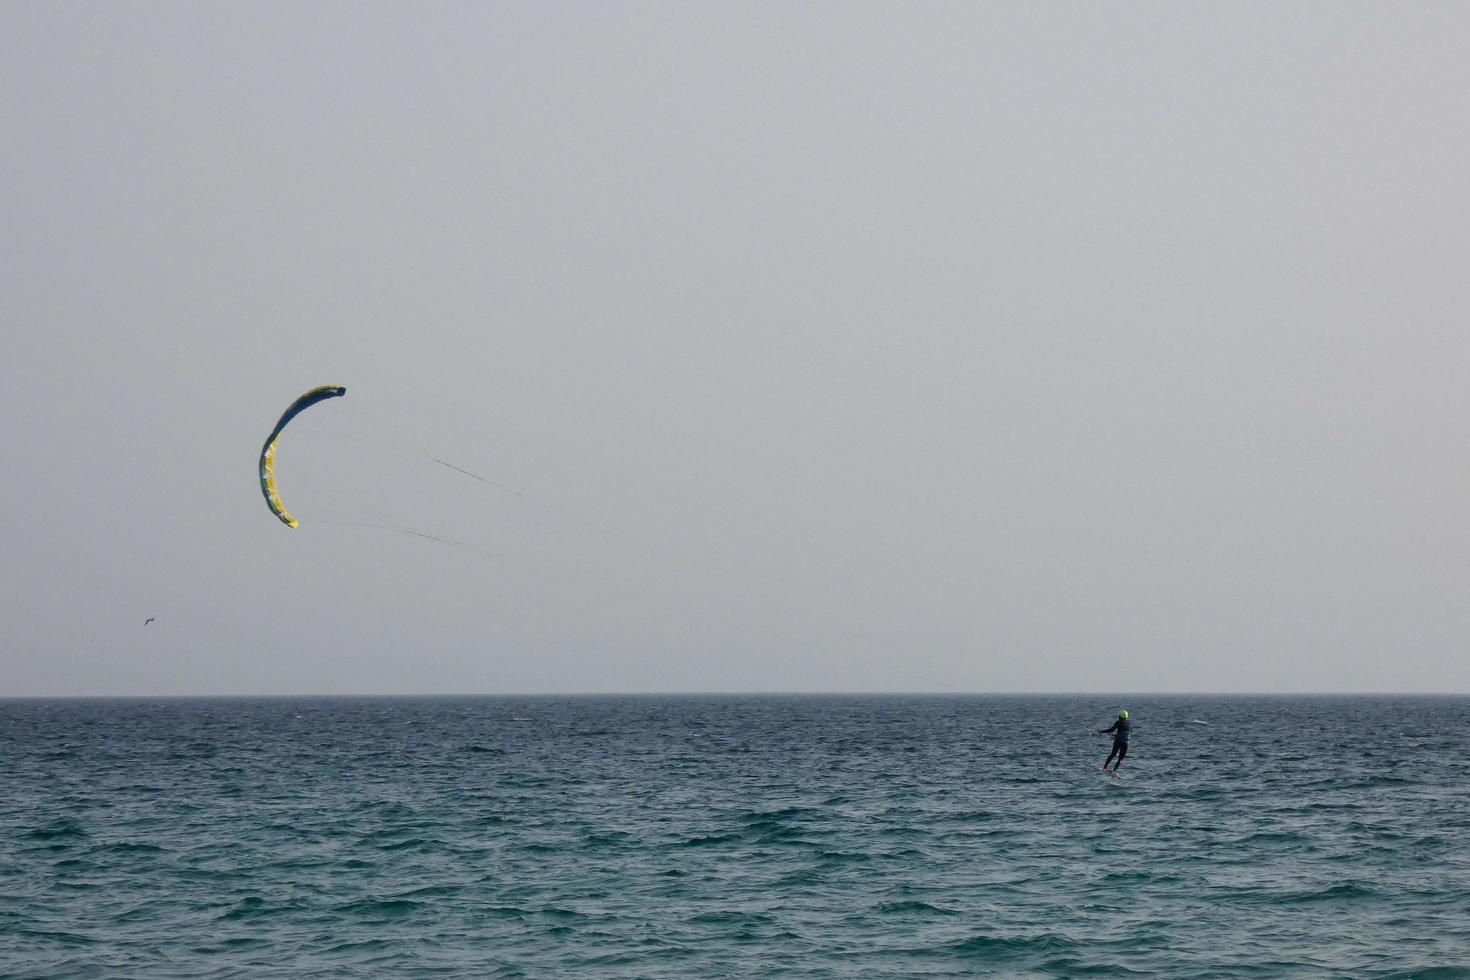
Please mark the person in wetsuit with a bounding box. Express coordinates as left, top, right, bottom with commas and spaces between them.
1098, 710, 1131, 774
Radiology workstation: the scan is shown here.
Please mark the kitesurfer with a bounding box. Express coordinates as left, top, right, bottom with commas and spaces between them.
1097, 710, 1131, 774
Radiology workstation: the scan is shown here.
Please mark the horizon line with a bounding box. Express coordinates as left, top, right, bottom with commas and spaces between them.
2, 690, 1466, 700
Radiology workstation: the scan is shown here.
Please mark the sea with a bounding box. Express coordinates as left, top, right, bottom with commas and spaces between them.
2, 695, 1468, 978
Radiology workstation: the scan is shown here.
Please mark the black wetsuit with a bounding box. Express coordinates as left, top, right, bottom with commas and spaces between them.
1101, 717, 1132, 770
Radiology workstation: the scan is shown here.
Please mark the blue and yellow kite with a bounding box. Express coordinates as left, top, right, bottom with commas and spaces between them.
258, 385, 346, 527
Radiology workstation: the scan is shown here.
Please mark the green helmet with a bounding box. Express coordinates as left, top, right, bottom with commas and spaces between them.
1119, 710, 1129, 719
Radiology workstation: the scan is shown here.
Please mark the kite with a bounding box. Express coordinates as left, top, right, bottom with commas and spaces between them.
258, 385, 346, 527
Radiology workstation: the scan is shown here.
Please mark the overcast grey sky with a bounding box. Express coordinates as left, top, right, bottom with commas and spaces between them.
4, 2, 1469, 695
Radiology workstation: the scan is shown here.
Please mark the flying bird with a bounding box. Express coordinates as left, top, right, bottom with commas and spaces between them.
144, 617, 155, 625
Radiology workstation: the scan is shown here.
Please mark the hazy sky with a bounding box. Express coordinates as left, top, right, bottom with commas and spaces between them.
5, 2, 1469, 695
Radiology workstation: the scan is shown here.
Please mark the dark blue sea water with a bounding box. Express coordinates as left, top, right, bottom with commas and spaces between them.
3, 695, 1469, 978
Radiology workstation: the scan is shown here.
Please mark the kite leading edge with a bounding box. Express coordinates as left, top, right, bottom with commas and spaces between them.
258, 385, 346, 527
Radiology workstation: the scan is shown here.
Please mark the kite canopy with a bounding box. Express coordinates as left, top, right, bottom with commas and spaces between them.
258, 385, 346, 527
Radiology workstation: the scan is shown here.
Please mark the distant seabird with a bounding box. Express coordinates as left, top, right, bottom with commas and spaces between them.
144, 617, 155, 625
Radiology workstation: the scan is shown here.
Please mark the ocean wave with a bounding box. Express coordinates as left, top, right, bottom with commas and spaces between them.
889, 930, 1081, 958
216, 896, 298, 921
1279, 881, 1379, 904
332, 897, 424, 918
870, 899, 961, 916
24, 820, 88, 841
